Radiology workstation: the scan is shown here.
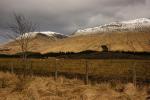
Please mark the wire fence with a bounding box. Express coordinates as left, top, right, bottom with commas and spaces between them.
0, 58, 150, 85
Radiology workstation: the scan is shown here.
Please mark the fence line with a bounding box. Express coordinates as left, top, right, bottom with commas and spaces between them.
0, 58, 150, 84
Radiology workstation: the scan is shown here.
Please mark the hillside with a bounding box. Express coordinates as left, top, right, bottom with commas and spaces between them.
1, 32, 150, 54
0, 31, 67, 54
42, 32, 150, 53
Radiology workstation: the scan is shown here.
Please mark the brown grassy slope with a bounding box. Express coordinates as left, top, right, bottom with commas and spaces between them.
0, 34, 60, 54
0, 72, 148, 100
42, 32, 150, 53
1, 32, 150, 54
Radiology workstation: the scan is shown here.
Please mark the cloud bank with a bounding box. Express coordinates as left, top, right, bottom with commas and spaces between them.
0, 0, 149, 36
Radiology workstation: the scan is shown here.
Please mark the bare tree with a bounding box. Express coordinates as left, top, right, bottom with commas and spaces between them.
6, 13, 37, 76
7, 13, 36, 57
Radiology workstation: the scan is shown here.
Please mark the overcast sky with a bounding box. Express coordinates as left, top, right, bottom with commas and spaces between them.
0, 0, 150, 43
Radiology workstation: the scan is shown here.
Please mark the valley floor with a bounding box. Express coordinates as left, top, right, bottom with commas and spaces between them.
0, 72, 149, 100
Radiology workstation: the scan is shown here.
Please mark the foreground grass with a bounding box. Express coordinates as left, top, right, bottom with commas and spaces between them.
0, 71, 149, 100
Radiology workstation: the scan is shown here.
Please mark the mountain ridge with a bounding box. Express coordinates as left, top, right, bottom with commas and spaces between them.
17, 31, 68, 39
72, 18, 150, 36
1, 18, 150, 54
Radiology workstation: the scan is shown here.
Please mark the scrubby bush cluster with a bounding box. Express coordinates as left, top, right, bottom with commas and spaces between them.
1, 51, 150, 59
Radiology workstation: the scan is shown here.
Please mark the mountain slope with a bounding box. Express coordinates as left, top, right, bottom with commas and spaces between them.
42, 32, 150, 53
2, 32, 150, 54
0, 31, 68, 54
36, 18, 150, 53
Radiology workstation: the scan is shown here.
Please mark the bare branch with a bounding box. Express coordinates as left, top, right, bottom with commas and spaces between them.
5, 13, 37, 54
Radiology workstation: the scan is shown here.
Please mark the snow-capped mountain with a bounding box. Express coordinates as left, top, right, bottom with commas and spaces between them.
17, 31, 68, 39
1, 31, 68, 54
73, 18, 150, 36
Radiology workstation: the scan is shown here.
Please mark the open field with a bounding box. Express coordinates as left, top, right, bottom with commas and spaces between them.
0, 71, 149, 100
0, 58, 150, 84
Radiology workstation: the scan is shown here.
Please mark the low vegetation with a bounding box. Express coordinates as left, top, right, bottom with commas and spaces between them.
0, 71, 149, 100
1, 51, 150, 59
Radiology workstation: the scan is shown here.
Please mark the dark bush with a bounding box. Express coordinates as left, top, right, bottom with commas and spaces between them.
101, 45, 109, 52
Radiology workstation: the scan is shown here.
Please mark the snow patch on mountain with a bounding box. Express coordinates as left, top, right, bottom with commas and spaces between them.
73, 18, 150, 36
17, 31, 68, 39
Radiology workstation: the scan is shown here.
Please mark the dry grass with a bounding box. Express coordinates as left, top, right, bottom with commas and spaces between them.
0, 71, 149, 100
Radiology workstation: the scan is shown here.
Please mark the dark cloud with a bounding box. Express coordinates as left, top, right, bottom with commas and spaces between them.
103, 0, 146, 6
0, 0, 149, 37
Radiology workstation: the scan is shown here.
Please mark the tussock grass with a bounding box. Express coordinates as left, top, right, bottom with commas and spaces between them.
0, 72, 149, 100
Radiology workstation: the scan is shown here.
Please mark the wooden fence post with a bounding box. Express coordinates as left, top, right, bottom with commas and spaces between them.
85, 59, 89, 85
55, 59, 58, 81
133, 62, 137, 87
11, 62, 14, 74
30, 61, 33, 77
